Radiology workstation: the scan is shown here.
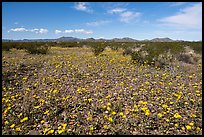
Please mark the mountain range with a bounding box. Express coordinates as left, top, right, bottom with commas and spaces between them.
2, 37, 191, 42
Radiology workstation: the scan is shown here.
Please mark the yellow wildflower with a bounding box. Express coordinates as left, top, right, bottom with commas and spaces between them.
47, 129, 54, 134
4, 120, 9, 125
88, 98, 92, 102
61, 123, 67, 129
196, 127, 201, 132
102, 105, 106, 109
108, 117, 113, 122
34, 106, 40, 109
17, 112, 23, 118
87, 117, 92, 121
186, 125, 192, 130
175, 123, 179, 127
107, 102, 111, 106
16, 127, 21, 132
107, 107, 111, 111
10, 124, 15, 128
157, 113, 163, 118
58, 129, 65, 134
111, 111, 116, 115
20, 117, 28, 123
41, 120, 45, 124
103, 125, 108, 129
119, 112, 124, 116
90, 126, 94, 131
122, 115, 126, 119
145, 110, 150, 116
44, 110, 49, 115
174, 113, 182, 119
189, 122, 194, 126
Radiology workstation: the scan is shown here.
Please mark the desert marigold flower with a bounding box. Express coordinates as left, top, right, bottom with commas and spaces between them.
165, 118, 170, 122
41, 120, 45, 124
17, 112, 23, 118
108, 117, 113, 122
10, 124, 15, 128
90, 126, 94, 131
20, 117, 28, 123
34, 106, 40, 109
157, 113, 163, 118
103, 125, 108, 129
189, 122, 194, 126
15, 127, 21, 132
184, 102, 189, 105
191, 114, 196, 118
175, 123, 179, 127
145, 110, 150, 116
102, 105, 106, 109
111, 111, 116, 115
61, 123, 67, 129
186, 125, 192, 130
58, 129, 65, 134
196, 127, 201, 132
88, 98, 92, 102
162, 104, 168, 109
107, 107, 111, 111
87, 117, 92, 121
44, 110, 49, 115
47, 129, 54, 134
174, 113, 182, 119
107, 102, 111, 106
119, 112, 124, 116
4, 120, 9, 125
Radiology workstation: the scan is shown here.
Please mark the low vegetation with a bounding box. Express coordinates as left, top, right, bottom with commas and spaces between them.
2, 41, 202, 135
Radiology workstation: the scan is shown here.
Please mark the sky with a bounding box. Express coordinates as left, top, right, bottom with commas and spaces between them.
2, 2, 202, 41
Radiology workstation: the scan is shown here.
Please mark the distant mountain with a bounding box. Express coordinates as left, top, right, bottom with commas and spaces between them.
2, 37, 195, 42
150, 37, 174, 42
112, 37, 138, 42
57, 36, 80, 41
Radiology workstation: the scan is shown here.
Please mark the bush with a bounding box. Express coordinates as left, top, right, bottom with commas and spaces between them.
123, 47, 133, 56
25, 43, 50, 54
91, 43, 106, 56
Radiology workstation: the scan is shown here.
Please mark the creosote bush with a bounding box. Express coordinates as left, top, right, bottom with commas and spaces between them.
91, 43, 106, 56
25, 43, 50, 54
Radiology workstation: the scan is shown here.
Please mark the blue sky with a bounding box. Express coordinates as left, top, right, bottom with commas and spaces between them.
2, 2, 202, 41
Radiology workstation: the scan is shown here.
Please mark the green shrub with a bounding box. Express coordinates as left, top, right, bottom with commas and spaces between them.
25, 42, 50, 54
91, 43, 106, 56
123, 47, 133, 56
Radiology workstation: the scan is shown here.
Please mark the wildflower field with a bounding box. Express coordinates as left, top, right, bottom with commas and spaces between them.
2, 42, 202, 135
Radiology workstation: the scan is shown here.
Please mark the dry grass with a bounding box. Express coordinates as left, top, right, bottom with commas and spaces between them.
2, 47, 202, 135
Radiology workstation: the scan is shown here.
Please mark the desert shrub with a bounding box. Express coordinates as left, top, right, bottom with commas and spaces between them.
2, 43, 12, 51
110, 46, 119, 51
177, 53, 195, 64
130, 51, 145, 64
123, 47, 133, 56
91, 43, 106, 56
25, 42, 50, 54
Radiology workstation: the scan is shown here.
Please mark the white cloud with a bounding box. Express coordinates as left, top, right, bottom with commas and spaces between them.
120, 11, 141, 23
74, 2, 93, 13
14, 22, 19, 25
86, 20, 111, 26
158, 3, 202, 30
55, 30, 62, 34
38, 28, 48, 34
8, 27, 48, 34
55, 29, 93, 34
108, 8, 126, 14
8, 27, 28, 32
108, 7, 141, 23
